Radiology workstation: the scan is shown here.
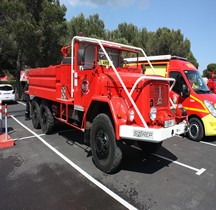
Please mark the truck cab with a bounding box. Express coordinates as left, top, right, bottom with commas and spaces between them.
126, 55, 216, 141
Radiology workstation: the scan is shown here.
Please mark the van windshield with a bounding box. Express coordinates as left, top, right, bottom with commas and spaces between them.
184, 70, 210, 94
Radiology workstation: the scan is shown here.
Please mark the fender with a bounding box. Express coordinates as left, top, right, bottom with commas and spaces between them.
86, 96, 129, 140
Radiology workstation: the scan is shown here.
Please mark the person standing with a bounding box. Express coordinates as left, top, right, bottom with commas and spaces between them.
24, 73, 31, 120
207, 77, 214, 92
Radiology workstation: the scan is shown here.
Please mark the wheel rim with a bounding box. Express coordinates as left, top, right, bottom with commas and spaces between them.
95, 129, 109, 159
190, 123, 199, 138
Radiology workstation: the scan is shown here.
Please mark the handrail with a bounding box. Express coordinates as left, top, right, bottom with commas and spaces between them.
130, 75, 176, 96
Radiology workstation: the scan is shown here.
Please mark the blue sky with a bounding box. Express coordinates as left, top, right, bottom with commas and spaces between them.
59, 0, 215, 74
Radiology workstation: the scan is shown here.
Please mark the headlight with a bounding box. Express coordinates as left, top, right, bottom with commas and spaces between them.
128, 109, 135, 122
204, 99, 216, 117
150, 107, 157, 121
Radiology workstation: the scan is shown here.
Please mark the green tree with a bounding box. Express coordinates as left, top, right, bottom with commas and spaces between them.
203, 63, 216, 78
86, 14, 105, 38
147, 28, 198, 68
67, 13, 105, 42
0, 0, 24, 74
67, 13, 86, 42
0, 0, 67, 73
38, 0, 67, 66
110, 22, 139, 46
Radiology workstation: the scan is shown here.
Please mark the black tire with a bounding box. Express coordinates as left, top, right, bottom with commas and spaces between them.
137, 141, 162, 153
90, 114, 123, 173
39, 101, 54, 134
188, 117, 204, 141
31, 99, 41, 129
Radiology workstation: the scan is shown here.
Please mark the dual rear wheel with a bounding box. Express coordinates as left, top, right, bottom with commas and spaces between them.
31, 99, 54, 134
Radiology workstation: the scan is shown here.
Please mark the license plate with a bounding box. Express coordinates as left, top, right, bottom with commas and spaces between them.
133, 130, 153, 138
164, 119, 175, 128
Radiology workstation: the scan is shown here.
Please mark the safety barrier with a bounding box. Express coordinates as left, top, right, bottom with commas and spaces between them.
0, 100, 14, 149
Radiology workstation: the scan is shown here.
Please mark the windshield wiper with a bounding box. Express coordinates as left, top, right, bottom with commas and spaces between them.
195, 89, 211, 94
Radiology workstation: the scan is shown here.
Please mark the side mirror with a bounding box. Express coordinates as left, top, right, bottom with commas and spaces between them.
181, 84, 190, 97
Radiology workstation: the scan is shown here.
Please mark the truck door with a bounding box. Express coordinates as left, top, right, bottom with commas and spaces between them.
74, 43, 96, 111
169, 71, 191, 108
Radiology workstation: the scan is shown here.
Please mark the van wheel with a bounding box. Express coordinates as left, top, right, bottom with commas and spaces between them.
137, 141, 162, 153
31, 99, 41, 129
90, 114, 123, 173
188, 117, 204, 141
39, 101, 54, 134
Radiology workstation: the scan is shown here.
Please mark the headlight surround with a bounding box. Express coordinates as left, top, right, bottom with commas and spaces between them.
150, 106, 157, 121
204, 99, 216, 117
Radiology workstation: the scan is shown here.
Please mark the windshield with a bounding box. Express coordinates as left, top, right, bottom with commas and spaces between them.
184, 70, 210, 94
0, 85, 13, 91
98, 47, 139, 69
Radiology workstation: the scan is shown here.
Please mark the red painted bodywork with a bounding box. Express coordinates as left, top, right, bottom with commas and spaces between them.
28, 39, 186, 140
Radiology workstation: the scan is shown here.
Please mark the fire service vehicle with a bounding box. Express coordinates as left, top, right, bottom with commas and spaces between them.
126, 55, 216, 141
28, 37, 187, 173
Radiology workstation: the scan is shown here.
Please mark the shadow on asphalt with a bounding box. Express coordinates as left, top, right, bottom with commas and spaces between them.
53, 121, 177, 174
120, 144, 177, 174
201, 136, 216, 142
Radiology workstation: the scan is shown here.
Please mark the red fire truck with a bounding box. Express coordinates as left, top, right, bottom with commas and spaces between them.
28, 37, 187, 173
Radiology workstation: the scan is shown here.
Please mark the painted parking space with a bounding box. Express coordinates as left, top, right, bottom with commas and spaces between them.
11, 115, 137, 210
1, 102, 216, 209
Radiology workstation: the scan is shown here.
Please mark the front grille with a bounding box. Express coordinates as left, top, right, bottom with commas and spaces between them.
149, 83, 168, 107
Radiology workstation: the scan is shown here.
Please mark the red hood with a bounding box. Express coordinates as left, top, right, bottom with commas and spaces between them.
197, 93, 216, 106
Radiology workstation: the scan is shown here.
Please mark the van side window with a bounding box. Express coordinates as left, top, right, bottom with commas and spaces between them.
170, 71, 187, 94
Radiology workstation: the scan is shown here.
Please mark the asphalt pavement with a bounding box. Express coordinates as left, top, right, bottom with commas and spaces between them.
1, 102, 216, 210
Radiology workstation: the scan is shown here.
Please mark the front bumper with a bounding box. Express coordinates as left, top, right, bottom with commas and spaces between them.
0, 95, 15, 102
119, 120, 187, 143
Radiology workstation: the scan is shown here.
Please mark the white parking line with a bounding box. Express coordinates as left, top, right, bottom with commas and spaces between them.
200, 141, 216, 147
14, 134, 46, 141
10, 115, 137, 210
17, 101, 26, 106
153, 153, 206, 176
132, 145, 206, 176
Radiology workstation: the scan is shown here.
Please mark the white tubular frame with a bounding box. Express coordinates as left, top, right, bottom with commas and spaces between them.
70, 36, 173, 128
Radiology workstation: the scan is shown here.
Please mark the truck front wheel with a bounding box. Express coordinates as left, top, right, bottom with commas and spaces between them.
90, 114, 123, 173
31, 99, 41, 129
188, 117, 204, 141
39, 101, 54, 134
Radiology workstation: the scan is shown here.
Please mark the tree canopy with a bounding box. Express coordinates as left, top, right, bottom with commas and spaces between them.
203, 63, 216, 78
1, 6, 201, 75
67, 16, 198, 68
0, 0, 67, 74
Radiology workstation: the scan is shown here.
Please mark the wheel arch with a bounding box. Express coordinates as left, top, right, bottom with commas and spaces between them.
188, 114, 205, 141
86, 98, 128, 140
188, 114, 205, 135
31, 96, 41, 105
